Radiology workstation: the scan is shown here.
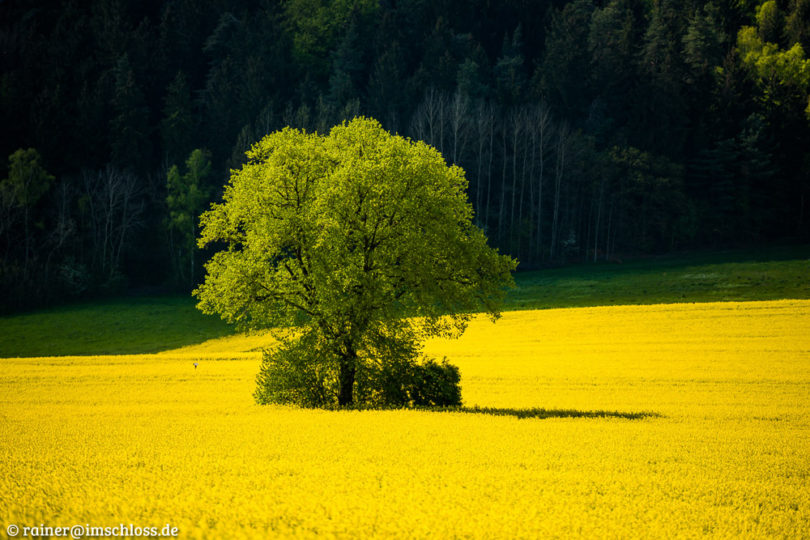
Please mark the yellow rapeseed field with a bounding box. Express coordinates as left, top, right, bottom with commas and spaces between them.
1, 300, 809, 538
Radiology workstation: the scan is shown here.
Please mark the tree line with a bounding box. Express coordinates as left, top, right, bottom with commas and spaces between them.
1, 0, 809, 311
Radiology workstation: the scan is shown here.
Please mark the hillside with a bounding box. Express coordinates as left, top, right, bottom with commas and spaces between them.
1, 246, 808, 358
3, 1, 810, 311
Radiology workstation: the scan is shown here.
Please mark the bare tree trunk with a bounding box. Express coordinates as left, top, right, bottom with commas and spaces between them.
550, 122, 569, 261
84, 166, 144, 279
45, 181, 74, 276
410, 87, 444, 150
315, 96, 332, 134
438, 90, 446, 155
81, 170, 98, 271
509, 109, 522, 253
594, 174, 606, 263
517, 108, 530, 261
474, 100, 486, 225
485, 105, 495, 230
527, 108, 537, 265
257, 102, 274, 136
606, 199, 615, 261
103, 170, 113, 275
450, 90, 469, 165
295, 103, 311, 131
115, 170, 131, 270
23, 204, 30, 280
409, 103, 426, 143
498, 114, 508, 245
21, 167, 40, 281
535, 103, 551, 263
427, 89, 437, 146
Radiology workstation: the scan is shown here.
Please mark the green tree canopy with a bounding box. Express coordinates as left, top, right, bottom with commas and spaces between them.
1, 148, 54, 278
2, 148, 53, 208
194, 117, 516, 406
738, 25, 810, 105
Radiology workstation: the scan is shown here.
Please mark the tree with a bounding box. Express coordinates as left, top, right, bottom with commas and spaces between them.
682, 3, 727, 79
494, 26, 527, 106
0, 148, 54, 279
588, 0, 639, 133
549, 121, 572, 260
737, 25, 810, 102
166, 148, 212, 289
80, 165, 144, 284
539, 0, 595, 120
161, 71, 195, 166
636, 0, 689, 156
456, 49, 491, 101
283, 0, 378, 82
609, 146, 688, 252
756, 1, 783, 45
367, 42, 407, 130
327, 14, 365, 110
110, 54, 151, 172
785, 0, 810, 54
194, 117, 516, 407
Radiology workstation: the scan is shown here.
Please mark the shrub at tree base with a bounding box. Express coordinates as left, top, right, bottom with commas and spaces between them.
255, 338, 462, 408
254, 334, 337, 408
407, 358, 462, 407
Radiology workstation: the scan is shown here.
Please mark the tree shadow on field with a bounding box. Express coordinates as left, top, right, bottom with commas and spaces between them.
430, 406, 661, 420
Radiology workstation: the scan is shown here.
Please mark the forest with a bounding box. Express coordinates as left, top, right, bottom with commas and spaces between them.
1, 0, 809, 311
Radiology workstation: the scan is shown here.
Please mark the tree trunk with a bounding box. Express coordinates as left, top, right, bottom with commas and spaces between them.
509, 110, 521, 253
518, 110, 529, 261
535, 103, 550, 263
23, 204, 30, 281
337, 349, 357, 406
594, 174, 606, 263
475, 100, 486, 226
485, 106, 494, 229
498, 121, 507, 245
550, 127, 564, 260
